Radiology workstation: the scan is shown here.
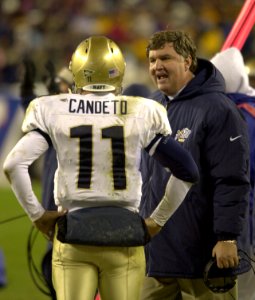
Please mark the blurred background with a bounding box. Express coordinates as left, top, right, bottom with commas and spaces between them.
0, 0, 255, 89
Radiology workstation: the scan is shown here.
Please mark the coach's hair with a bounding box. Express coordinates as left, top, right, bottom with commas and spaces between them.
146, 30, 198, 73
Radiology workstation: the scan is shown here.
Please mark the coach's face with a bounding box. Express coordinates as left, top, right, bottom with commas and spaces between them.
148, 42, 193, 96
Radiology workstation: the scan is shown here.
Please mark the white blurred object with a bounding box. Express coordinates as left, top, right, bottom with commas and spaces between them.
55, 67, 73, 86
211, 47, 255, 96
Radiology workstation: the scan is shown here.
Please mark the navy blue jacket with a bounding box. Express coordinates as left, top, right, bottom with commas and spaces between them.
228, 93, 255, 251
140, 59, 250, 278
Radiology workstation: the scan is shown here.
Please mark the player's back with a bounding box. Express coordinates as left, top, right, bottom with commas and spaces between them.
22, 92, 170, 211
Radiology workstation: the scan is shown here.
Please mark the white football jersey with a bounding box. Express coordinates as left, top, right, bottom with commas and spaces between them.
22, 93, 171, 211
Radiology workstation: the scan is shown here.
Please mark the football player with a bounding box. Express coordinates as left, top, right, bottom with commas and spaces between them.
3, 36, 199, 300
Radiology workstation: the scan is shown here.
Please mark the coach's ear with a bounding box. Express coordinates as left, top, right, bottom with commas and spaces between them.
184, 55, 192, 72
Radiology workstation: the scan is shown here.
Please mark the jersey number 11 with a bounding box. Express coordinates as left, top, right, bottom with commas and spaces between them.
70, 125, 126, 190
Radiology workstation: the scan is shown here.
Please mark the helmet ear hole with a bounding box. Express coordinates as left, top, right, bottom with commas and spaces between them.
70, 36, 126, 93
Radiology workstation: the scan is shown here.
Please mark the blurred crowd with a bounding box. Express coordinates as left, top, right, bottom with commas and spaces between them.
0, 0, 255, 89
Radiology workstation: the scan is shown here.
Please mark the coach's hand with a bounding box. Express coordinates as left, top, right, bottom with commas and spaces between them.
144, 217, 162, 238
34, 211, 67, 241
212, 240, 239, 269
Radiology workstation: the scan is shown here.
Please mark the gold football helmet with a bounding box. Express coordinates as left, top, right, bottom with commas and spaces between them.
70, 36, 126, 94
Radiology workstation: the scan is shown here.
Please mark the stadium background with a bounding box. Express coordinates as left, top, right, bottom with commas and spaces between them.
0, 0, 254, 299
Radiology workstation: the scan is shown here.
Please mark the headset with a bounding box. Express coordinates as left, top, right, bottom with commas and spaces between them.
204, 250, 255, 295
203, 258, 237, 293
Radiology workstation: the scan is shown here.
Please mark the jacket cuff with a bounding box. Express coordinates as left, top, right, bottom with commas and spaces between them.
217, 233, 238, 241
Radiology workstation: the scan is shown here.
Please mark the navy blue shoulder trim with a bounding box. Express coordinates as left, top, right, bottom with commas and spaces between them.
145, 134, 163, 153
32, 129, 52, 147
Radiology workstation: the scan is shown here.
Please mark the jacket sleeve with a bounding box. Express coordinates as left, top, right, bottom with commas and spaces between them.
205, 99, 250, 239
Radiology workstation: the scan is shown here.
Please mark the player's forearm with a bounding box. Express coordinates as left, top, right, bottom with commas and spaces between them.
150, 176, 193, 227
4, 163, 45, 221
3, 132, 48, 221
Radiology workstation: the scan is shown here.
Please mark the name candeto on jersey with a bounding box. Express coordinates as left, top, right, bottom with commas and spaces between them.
69, 98, 128, 115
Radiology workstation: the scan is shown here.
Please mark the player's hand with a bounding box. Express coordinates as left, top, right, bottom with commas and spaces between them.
22, 58, 36, 86
144, 217, 162, 238
45, 60, 55, 77
34, 210, 67, 241
212, 241, 239, 269
20, 58, 36, 98
44, 60, 59, 94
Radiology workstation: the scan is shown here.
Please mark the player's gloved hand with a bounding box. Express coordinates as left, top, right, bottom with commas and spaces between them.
44, 60, 60, 94
144, 217, 162, 238
21, 58, 36, 97
34, 210, 67, 241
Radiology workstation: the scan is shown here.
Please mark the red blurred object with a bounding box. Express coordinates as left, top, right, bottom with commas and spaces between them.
221, 0, 255, 50
95, 293, 100, 300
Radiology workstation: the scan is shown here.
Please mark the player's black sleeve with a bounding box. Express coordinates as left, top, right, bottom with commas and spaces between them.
20, 58, 36, 110
146, 135, 199, 183
44, 60, 60, 94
